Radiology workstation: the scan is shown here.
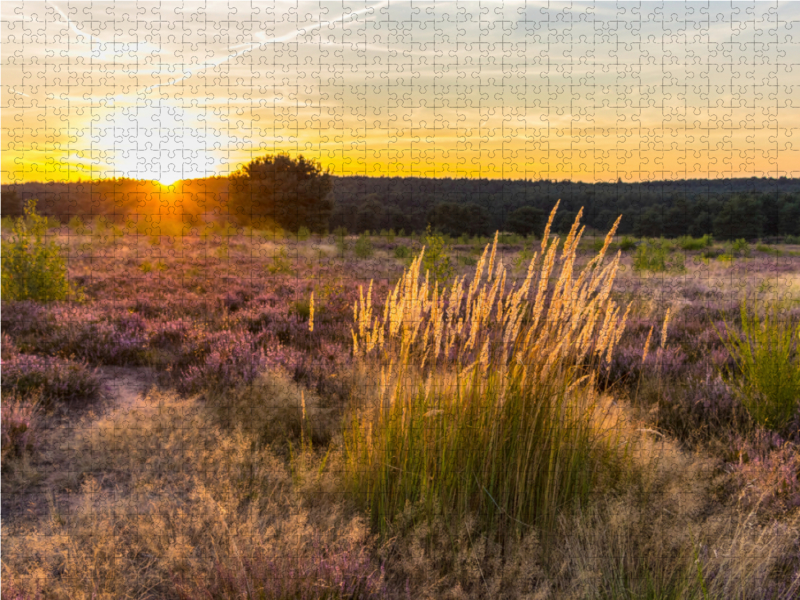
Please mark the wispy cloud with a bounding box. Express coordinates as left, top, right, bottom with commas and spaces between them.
141, 1, 388, 94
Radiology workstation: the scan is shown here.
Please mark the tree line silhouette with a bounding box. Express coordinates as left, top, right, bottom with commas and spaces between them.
3, 156, 800, 240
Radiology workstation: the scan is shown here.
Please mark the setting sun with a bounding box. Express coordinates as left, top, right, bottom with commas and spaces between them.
78, 103, 219, 184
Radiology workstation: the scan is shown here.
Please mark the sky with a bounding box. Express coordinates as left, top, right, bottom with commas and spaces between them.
2, 1, 800, 184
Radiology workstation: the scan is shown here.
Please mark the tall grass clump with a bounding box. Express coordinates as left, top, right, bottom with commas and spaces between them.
341, 202, 633, 546
718, 299, 800, 434
1, 199, 83, 302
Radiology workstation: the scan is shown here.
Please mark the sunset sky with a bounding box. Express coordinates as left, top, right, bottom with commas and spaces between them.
3, 1, 799, 184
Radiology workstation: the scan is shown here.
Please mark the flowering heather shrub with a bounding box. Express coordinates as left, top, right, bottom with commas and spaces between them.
253, 291, 281, 306
697, 320, 731, 349
115, 310, 149, 333
1, 354, 104, 407
220, 286, 253, 312
174, 531, 387, 600
0, 579, 43, 600
635, 365, 748, 445
732, 428, 800, 515
178, 330, 265, 393
148, 318, 191, 349
240, 303, 284, 333
689, 370, 741, 418
2, 332, 19, 361
1, 394, 41, 462
251, 326, 353, 402
1, 301, 71, 339
654, 346, 691, 380
2, 303, 155, 365
708, 346, 737, 372
74, 320, 150, 365
601, 338, 690, 386
300, 340, 353, 400
262, 338, 305, 376
600, 342, 645, 385
681, 282, 723, 302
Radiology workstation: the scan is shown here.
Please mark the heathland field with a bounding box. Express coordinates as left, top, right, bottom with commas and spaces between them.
2, 203, 800, 599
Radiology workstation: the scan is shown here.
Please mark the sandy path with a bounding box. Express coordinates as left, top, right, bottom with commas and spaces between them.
2, 365, 162, 521
95, 365, 160, 413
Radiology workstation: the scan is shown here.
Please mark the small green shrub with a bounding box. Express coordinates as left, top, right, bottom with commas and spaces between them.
678, 234, 713, 251
592, 238, 607, 252
659, 237, 677, 251
701, 247, 722, 259
512, 246, 535, 270
718, 299, 800, 433
354, 234, 374, 259
289, 300, 311, 321
268, 247, 293, 274
633, 240, 686, 273
68, 215, 88, 234
94, 217, 113, 234
215, 242, 229, 259
333, 227, 349, 252
394, 245, 412, 259
260, 226, 286, 242
497, 232, 521, 245
385, 229, 396, 244
619, 235, 637, 251
296, 226, 311, 241
1, 199, 83, 302
422, 225, 455, 286
140, 261, 153, 273
731, 238, 750, 257
756, 243, 782, 257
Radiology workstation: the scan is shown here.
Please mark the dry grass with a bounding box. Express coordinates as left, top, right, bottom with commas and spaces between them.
5, 207, 800, 598
372, 398, 800, 599
343, 204, 636, 543
1, 382, 385, 600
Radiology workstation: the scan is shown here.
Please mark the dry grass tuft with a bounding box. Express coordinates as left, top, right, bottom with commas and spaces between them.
1, 385, 385, 600
343, 203, 633, 544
